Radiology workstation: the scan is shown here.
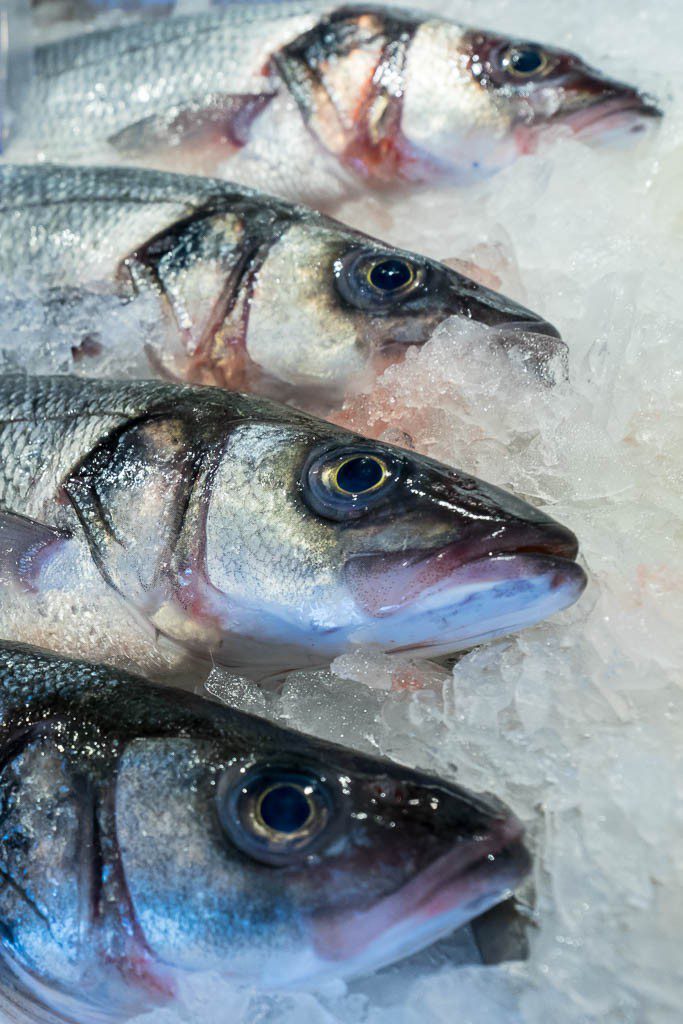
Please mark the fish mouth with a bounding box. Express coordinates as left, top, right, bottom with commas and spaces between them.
345, 521, 582, 616
312, 815, 530, 974
343, 524, 587, 653
563, 92, 662, 139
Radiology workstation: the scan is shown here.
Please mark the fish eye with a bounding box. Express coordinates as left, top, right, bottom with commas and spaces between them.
335, 249, 425, 311
367, 258, 415, 294
302, 445, 402, 521
217, 764, 335, 866
327, 454, 390, 496
257, 783, 313, 834
501, 45, 548, 77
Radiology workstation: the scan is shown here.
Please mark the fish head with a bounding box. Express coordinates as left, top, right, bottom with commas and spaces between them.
129, 204, 563, 405
245, 218, 565, 401
112, 697, 531, 989
0, 658, 531, 1014
198, 411, 587, 673
59, 391, 586, 676
401, 19, 662, 180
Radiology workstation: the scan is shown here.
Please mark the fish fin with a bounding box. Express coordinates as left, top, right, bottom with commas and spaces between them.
107, 93, 277, 158
0, 511, 70, 593
0, 945, 121, 1024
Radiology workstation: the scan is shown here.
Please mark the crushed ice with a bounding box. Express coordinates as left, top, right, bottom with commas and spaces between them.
2, 1, 681, 1022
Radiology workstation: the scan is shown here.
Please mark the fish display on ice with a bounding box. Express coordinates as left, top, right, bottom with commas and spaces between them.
6, 3, 661, 204
0, 642, 531, 1022
0, 164, 565, 407
0, 375, 587, 683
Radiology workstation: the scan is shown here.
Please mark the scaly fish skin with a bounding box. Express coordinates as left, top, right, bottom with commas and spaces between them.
0, 375, 587, 682
0, 643, 531, 1022
7, 3, 661, 203
0, 164, 564, 406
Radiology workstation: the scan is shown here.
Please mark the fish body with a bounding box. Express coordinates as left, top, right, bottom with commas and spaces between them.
7, 3, 661, 204
0, 375, 587, 683
0, 164, 564, 407
0, 642, 531, 1022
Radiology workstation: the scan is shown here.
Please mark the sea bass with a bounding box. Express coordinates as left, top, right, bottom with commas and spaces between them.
0, 164, 564, 408
6, 3, 661, 204
0, 643, 531, 1022
0, 376, 587, 683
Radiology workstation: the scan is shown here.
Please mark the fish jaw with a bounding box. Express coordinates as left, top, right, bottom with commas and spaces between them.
508, 62, 662, 154
250, 813, 530, 989
555, 90, 663, 142
343, 527, 587, 656
307, 814, 529, 983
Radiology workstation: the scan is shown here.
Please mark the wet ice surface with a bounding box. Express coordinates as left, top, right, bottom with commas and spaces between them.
0, 279, 165, 378
5, 0, 683, 1022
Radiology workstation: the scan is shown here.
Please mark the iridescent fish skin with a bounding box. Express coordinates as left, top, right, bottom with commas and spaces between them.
7, 3, 661, 203
0, 643, 531, 1022
0, 376, 587, 683
0, 164, 564, 407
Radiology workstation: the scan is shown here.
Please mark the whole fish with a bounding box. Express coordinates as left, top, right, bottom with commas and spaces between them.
6, 3, 661, 204
0, 642, 531, 1022
0, 375, 587, 683
0, 164, 564, 408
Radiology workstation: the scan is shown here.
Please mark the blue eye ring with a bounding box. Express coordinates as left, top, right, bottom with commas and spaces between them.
302, 444, 404, 521
217, 763, 336, 866
501, 45, 548, 77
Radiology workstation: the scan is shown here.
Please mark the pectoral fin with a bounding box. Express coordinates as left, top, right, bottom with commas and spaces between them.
0, 511, 70, 592
107, 93, 277, 159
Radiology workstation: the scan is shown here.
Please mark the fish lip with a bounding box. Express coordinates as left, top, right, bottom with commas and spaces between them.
345, 521, 582, 608
343, 521, 587, 627
312, 815, 530, 965
563, 92, 663, 136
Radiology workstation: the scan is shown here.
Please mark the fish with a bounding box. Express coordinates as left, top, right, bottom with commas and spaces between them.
0, 375, 587, 684
0, 642, 531, 1022
6, 3, 661, 205
0, 164, 565, 409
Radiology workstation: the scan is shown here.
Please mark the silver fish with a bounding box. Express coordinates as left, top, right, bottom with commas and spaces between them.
0, 642, 531, 1021
6, 3, 661, 204
0, 164, 564, 408
0, 375, 587, 683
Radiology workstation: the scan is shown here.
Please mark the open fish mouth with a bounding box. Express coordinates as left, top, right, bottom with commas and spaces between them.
564, 93, 663, 139
344, 524, 587, 653
312, 815, 530, 977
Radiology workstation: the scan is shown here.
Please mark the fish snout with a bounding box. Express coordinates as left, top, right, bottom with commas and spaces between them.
459, 516, 581, 564
450, 282, 568, 378
560, 79, 663, 139
430, 515, 582, 574
503, 318, 562, 341
310, 789, 530, 970
342, 513, 585, 621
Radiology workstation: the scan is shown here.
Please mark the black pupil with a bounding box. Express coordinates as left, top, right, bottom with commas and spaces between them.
260, 784, 311, 834
510, 47, 543, 73
337, 456, 384, 494
369, 259, 412, 292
